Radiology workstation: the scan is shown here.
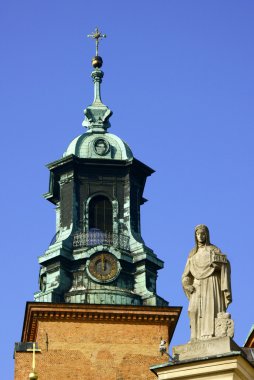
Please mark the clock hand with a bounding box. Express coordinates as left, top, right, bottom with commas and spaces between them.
101, 254, 105, 272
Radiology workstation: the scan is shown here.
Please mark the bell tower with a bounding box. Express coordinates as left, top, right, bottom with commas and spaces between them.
14, 30, 181, 380
35, 28, 167, 308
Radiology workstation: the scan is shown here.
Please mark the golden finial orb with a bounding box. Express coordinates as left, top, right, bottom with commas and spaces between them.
92, 55, 103, 68
29, 371, 38, 380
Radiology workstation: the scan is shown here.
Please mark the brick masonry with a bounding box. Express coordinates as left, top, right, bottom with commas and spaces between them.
14, 303, 181, 380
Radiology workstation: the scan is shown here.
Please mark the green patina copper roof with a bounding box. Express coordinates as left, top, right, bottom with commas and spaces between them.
64, 132, 133, 160
63, 36, 133, 161
35, 32, 168, 308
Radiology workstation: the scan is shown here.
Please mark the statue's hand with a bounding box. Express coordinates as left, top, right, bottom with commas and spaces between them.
211, 262, 221, 270
186, 285, 195, 294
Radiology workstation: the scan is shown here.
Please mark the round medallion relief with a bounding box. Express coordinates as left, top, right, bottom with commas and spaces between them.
93, 138, 110, 156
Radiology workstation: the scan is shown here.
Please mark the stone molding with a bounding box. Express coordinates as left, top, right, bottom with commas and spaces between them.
151, 353, 254, 380
22, 302, 181, 343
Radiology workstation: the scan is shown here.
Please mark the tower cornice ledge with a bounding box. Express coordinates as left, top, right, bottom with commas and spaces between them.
21, 302, 181, 343
46, 155, 132, 171
45, 155, 155, 173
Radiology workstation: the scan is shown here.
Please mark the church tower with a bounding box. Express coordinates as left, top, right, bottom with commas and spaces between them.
14, 29, 181, 380
35, 28, 167, 308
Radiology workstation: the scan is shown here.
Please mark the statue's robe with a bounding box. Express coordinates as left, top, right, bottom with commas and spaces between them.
182, 245, 232, 340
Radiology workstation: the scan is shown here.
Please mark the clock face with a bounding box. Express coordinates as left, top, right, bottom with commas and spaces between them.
88, 252, 118, 282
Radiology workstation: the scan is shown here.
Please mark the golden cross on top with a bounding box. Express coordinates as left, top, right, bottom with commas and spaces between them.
87, 27, 106, 56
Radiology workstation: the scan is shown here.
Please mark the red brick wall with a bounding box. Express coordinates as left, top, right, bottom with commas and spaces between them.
15, 319, 170, 379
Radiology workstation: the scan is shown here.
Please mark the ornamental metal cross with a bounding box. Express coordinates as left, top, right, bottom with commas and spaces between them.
87, 27, 106, 56
27, 342, 37, 372
32, 342, 36, 372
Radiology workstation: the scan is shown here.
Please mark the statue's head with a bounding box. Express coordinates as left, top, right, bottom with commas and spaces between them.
194, 224, 211, 246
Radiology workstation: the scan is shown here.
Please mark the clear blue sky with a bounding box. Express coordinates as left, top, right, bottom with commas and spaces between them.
1, 1, 254, 377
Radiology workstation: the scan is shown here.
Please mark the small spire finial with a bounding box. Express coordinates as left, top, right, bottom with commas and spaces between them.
83, 28, 112, 133
87, 27, 106, 57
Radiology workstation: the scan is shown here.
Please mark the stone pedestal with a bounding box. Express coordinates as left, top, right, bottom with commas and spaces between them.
173, 336, 240, 361
150, 353, 254, 380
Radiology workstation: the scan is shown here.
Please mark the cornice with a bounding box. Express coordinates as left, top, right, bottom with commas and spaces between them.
47, 155, 133, 171
22, 302, 181, 343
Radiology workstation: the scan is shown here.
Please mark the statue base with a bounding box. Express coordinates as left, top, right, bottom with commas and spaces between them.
173, 337, 241, 361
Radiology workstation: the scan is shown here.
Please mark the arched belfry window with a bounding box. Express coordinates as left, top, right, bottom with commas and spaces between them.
89, 195, 113, 233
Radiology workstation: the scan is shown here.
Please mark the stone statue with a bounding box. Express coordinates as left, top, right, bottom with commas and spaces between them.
182, 225, 232, 341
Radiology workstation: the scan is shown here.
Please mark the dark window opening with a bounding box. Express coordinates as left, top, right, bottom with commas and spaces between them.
89, 195, 113, 233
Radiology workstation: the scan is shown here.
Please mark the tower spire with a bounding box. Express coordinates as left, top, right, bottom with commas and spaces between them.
82, 27, 112, 133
